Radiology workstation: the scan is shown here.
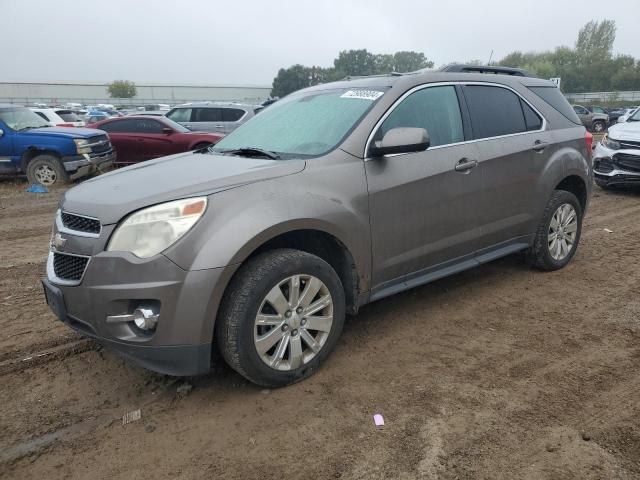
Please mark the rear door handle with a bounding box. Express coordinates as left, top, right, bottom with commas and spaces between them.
532, 140, 549, 152
454, 158, 478, 172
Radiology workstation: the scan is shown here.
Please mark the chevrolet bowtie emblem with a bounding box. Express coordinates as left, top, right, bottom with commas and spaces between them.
51, 233, 67, 250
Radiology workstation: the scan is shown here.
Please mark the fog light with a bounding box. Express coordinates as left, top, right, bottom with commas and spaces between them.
133, 307, 158, 330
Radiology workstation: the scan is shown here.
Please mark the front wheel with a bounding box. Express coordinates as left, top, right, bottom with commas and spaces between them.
26, 154, 69, 187
526, 190, 583, 271
216, 249, 345, 387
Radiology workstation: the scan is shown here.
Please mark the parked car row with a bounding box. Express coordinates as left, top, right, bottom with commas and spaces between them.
0, 104, 225, 185
571, 104, 640, 132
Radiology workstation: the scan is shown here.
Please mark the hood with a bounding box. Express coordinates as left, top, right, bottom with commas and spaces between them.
608, 121, 640, 142
23, 126, 104, 139
62, 151, 306, 224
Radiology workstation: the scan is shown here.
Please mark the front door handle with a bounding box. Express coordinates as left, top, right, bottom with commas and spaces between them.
454, 158, 478, 173
532, 140, 549, 152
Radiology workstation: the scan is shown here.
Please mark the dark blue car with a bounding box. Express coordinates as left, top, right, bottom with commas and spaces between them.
0, 104, 116, 186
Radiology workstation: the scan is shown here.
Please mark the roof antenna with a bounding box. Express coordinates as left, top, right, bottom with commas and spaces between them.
488, 49, 494, 66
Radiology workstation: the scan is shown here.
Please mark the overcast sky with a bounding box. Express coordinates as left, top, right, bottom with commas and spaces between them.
3, 0, 639, 86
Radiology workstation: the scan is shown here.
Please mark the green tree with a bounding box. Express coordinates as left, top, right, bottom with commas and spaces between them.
106, 80, 137, 98
575, 20, 616, 59
271, 49, 433, 97
271, 64, 313, 98
392, 51, 433, 72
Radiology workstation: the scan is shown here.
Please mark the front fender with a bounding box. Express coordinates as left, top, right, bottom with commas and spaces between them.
163, 153, 371, 289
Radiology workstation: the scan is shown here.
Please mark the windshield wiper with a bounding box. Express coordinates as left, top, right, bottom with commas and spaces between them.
217, 147, 281, 160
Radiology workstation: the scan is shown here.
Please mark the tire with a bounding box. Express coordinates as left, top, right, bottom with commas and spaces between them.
216, 249, 345, 387
526, 190, 583, 271
592, 120, 606, 133
26, 154, 69, 187
595, 178, 612, 190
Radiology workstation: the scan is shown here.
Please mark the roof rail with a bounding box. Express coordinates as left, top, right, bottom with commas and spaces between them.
439, 63, 536, 78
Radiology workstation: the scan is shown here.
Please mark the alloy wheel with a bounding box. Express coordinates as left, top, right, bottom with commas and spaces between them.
254, 274, 333, 371
548, 203, 578, 261
34, 164, 57, 186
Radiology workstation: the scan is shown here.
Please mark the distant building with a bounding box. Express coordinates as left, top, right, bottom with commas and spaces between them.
0, 81, 271, 105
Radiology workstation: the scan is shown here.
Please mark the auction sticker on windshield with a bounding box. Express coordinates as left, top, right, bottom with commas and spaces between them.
340, 90, 385, 100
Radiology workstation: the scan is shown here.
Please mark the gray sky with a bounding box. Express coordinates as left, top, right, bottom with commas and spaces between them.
3, 0, 639, 86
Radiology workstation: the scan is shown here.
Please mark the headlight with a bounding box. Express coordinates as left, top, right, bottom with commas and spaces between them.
74, 138, 91, 154
107, 197, 207, 258
602, 134, 621, 150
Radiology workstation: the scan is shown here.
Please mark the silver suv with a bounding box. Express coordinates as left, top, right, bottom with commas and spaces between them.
43, 68, 593, 387
166, 102, 260, 133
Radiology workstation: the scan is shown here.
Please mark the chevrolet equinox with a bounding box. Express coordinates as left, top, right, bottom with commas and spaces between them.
43, 68, 593, 387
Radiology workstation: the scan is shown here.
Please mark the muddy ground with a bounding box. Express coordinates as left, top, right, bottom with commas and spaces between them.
1, 177, 639, 480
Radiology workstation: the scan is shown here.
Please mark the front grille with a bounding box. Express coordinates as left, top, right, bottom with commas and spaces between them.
613, 153, 640, 173
619, 139, 640, 150
53, 253, 89, 281
61, 212, 101, 234
89, 134, 112, 154
594, 159, 614, 173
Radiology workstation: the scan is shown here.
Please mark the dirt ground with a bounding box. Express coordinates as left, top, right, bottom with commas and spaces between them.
1, 176, 639, 480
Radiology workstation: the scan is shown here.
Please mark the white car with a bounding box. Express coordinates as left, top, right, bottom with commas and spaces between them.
30, 108, 86, 127
617, 107, 639, 123
593, 108, 640, 189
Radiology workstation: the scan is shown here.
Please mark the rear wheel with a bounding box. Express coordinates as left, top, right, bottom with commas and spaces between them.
592, 120, 606, 133
526, 190, 583, 271
26, 154, 68, 186
216, 249, 345, 387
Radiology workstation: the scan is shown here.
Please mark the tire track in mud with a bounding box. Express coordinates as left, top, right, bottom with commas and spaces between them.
0, 338, 98, 376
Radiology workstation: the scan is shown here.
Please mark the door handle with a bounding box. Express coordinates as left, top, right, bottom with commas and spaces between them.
454, 158, 478, 173
532, 140, 548, 152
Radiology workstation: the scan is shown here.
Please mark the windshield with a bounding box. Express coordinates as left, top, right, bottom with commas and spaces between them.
629, 109, 640, 122
0, 107, 50, 131
211, 87, 387, 158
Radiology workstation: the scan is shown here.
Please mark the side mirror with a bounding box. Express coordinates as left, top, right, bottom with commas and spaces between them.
0, 129, 4, 138
369, 127, 430, 157
162, 127, 173, 135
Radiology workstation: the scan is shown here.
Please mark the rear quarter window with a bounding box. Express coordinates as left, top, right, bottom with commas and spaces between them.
528, 86, 581, 125
463, 85, 526, 139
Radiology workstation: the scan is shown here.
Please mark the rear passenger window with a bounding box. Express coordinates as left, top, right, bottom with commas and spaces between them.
35, 112, 50, 122
194, 108, 221, 122
221, 108, 245, 122
377, 85, 464, 147
521, 100, 542, 131
166, 108, 192, 123
99, 119, 137, 132
463, 85, 526, 139
134, 119, 164, 134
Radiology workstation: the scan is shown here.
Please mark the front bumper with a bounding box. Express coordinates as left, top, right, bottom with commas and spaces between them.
593, 143, 640, 185
43, 246, 230, 376
62, 150, 116, 179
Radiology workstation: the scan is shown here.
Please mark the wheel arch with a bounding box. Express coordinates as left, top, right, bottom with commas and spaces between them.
555, 175, 588, 212
20, 147, 62, 171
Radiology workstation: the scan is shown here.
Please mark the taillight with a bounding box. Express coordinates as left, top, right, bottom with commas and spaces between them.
56, 123, 75, 127
585, 131, 593, 157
